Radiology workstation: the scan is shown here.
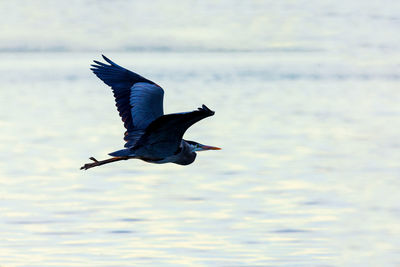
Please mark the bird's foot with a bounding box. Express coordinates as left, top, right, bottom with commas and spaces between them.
80, 156, 129, 170
80, 157, 100, 170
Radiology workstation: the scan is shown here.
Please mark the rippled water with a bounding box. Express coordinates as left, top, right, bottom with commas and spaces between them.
0, 51, 399, 266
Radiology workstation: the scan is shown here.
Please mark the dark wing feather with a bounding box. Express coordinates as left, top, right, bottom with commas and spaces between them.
135, 105, 215, 157
129, 82, 164, 129
90, 55, 164, 147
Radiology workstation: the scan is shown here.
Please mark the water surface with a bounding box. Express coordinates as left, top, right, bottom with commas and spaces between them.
0, 51, 399, 266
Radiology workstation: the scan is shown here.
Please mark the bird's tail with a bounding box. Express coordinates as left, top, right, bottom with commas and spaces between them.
108, 148, 133, 157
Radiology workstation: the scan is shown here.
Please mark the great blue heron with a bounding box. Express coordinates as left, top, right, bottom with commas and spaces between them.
81, 55, 220, 170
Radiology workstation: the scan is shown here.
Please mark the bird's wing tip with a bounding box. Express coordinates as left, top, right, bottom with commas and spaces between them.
92, 60, 107, 66
102, 54, 113, 65
198, 104, 215, 115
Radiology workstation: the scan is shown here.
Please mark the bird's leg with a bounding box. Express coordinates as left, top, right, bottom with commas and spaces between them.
80, 156, 129, 170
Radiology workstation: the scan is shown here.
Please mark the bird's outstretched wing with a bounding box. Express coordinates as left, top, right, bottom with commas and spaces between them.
90, 55, 164, 147
135, 105, 215, 157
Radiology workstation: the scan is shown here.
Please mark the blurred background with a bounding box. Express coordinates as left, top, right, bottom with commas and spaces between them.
0, 0, 399, 266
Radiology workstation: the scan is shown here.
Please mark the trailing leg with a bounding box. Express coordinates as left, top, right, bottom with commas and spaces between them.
80, 156, 129, 170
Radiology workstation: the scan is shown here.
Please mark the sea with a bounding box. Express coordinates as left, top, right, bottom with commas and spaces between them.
0, 1, 400, 266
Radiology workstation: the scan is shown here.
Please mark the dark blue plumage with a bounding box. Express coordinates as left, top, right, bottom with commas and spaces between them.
134, 105, 215, 156
91, 55, 162, 147
81, 55, 220, 170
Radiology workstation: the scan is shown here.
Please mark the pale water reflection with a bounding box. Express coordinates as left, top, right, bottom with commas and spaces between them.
0, 51, 399, 266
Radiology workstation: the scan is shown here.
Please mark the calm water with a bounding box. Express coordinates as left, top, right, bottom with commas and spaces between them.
0, 51, 399, 266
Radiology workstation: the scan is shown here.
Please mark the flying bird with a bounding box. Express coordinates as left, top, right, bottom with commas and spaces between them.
81, 55, 220, 170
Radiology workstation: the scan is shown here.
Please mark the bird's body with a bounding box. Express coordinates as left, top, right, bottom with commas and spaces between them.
135, 140, 197, 165
81, 55, 220, 170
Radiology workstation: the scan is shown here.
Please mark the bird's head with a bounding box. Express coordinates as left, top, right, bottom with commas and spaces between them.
186, 140, 221, 152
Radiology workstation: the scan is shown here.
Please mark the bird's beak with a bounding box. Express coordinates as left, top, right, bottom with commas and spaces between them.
198, 145, 221, 151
